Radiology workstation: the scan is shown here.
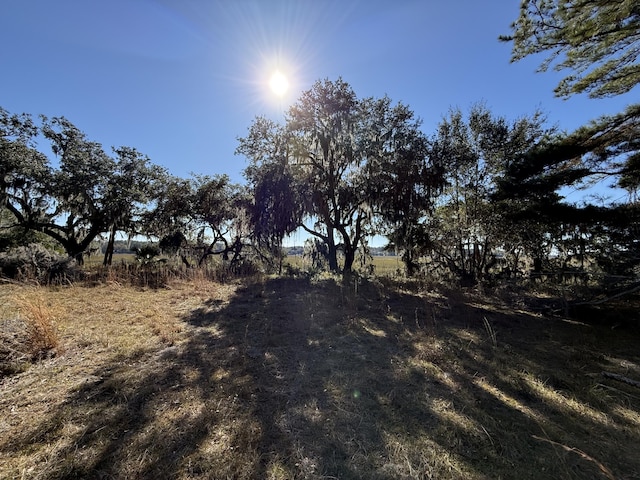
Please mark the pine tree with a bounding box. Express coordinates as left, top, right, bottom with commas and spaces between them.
501, 0, 640, 98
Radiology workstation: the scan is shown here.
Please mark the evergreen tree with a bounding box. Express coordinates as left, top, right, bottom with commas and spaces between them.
501, 0, 640, 98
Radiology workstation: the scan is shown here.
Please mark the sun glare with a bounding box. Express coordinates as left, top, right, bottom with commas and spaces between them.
269, 71, 289, 97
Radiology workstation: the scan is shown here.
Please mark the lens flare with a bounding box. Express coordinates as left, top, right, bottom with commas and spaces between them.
269, 71, 289, 97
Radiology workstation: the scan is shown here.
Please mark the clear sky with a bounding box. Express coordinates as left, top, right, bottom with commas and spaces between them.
2, 0, 636, 185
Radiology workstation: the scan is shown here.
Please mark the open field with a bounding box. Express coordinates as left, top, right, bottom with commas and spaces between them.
284, 254, 403, 276
1, 276, 639, 479
83, 253, 136, 266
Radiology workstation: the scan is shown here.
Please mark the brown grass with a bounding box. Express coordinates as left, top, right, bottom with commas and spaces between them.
0, 275, 639, 479
14, 291, 64, 357
0, 288, 65, 376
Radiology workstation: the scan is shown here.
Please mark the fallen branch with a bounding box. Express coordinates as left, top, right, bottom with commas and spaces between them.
532, 435, 616, 480
595, 383, 640, 401
572, 282, 640, 307
602, 371, 640, 389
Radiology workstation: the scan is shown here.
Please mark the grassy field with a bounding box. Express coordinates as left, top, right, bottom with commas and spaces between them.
285, 254, 404, 276
1, 274, 639, 479
83, 253, 136, 266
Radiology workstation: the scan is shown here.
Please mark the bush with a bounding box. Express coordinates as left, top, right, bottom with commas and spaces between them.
0, 243, 80, 284
0, 293, 63, 377
134, 244, 161, 264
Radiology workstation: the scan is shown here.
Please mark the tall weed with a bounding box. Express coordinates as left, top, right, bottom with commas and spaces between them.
14, 292, 64, 358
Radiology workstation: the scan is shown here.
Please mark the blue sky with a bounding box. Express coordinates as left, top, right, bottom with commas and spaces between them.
2, 0, 636, 186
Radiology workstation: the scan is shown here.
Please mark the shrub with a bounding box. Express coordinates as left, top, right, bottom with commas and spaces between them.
17, 293, 63, 358
0, 293, 63, 377
0, 318, 32, 376
0, 243, 80, 284
134, 245, 161, 264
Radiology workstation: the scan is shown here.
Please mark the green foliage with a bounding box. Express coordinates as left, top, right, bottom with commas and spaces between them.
0, 108, 167, 265
427, 104, 553, 282
101, 146, 168, 265
134, 245, 161, 265
144, 173, 251, 268
287, 78, 368, 273
493, 104, 640, 284
0, 208, 56, 252
499, 0, 640, 283
363, 98, 442, 276
241, 118, 305, 252
158, 231, 188, 255
239, 78, 435, 275
0, 243, 79, 283
498, 104, 640, 203
501, 0, 640, 98
618, 152, 640, 200
142, 176, 194, 239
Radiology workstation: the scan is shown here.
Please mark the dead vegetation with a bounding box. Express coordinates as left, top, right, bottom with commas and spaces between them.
0, 288, 65, 376
0, 275, 639, 479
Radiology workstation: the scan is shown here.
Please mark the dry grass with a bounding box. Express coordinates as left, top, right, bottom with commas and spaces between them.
0, 275, 639, 479
14, 291, 65, 356
0, 288, 66, 376
284, 254, 403, 277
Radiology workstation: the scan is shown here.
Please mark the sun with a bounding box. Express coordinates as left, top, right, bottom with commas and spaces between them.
269, 71, 289, 97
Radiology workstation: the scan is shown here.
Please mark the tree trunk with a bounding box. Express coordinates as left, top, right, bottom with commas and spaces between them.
403, 248, 416, 277
229, 237, 243, 265
343, 244, 355, 274
103, 224, 117, 266
533, 257, 542, 273
326, 234, 339, 272
62, 240, 85, 266
73, 251, 84, 266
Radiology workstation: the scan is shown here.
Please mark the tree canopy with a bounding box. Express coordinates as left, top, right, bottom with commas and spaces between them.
238, 78, 440, 275
0, 109, 166, 264
501, 0, 640, 98
498, 1, 640, 287
4, 3, 640, 292
427, 104, 554, 281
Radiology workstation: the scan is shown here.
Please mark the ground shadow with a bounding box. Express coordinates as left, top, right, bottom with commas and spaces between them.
3, 276, 640, 479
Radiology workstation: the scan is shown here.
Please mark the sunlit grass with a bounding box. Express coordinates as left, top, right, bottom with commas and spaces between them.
521, 373, 613, 426
474, 376, 543, 421
83, 252, 135, 266
284, 253, 402, 275
0, 276, 638, 479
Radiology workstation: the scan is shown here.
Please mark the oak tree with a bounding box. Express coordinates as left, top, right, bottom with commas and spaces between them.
1, 108, 165, 264
239, 79, 435, 274
429, 104, 553, 282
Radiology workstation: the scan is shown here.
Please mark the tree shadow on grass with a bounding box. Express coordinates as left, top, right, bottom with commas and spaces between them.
181, 276, 640, 479
3, 276, 640, 479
